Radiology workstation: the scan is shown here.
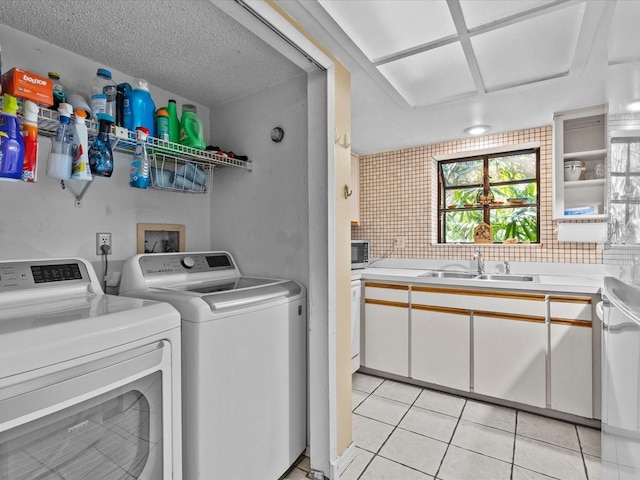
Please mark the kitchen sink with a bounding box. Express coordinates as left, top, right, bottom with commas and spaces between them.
419, 271, 477, 279
475, 274, 536, 282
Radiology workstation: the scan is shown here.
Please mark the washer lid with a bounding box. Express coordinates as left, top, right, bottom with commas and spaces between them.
154, 277, 302, 312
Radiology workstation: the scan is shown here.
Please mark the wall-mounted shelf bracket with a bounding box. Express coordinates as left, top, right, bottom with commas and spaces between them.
60, 179, 93, 208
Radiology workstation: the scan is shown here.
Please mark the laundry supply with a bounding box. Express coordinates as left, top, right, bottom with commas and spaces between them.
179, 104, 205, 150
46, 102, 73, 180
0, 93, 25, 180
1, 67, 53, 106
88, 113, 114, 177
156, 108, 169, 142
167, 99, 179, 143
21, 100, 39, 183
90, 93, 107, 117
130, 126, 150, 189
48, 72, 67, 110
116, 83, 130, 127
124, 79, 156, 137
71, 108, 91, 181
91, 68, 117, 118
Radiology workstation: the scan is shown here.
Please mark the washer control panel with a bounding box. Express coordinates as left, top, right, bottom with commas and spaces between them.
139, 252, 237, 276
0, 260, 89, 292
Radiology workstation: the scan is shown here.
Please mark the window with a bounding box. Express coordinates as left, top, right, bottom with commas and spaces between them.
438, 148, 540, 244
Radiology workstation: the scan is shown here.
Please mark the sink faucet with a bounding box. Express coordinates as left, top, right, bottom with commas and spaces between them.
504, 260, 511, 274
473, 249, 484, 274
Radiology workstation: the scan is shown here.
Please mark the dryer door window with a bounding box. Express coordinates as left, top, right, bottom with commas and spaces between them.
0, 343, 170, 479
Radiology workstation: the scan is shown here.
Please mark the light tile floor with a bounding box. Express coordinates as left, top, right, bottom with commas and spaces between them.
284, 372, 601, 480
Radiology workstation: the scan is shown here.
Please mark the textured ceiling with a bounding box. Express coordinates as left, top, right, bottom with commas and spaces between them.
0, 0, 304, 108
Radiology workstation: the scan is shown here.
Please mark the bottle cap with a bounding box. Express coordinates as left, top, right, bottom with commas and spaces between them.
156, 108, 169, 117
48, 71, 61, 80
23, 100, 39, 123
136, 79, 150, 90
97, 68, 112, 79
97, 113, 115, 123
136, 126, 150, 140
57, 102, 73, 118
1, 93, 19, 115
74, 108, 87, 120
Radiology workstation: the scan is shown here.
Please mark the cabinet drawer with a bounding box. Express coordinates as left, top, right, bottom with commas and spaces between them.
412, 287, 546, 317
550, 295, 592, 323
365, 283, 409, 303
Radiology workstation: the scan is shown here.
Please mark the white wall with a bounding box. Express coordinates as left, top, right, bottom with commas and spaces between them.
0, 27, 212, 266
208, 75, 309, 285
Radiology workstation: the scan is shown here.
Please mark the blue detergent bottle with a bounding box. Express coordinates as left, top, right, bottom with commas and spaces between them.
124, 79, 156, 137
0, 93, 25, 180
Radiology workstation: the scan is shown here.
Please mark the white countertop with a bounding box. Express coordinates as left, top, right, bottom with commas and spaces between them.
351, 261, 610, 295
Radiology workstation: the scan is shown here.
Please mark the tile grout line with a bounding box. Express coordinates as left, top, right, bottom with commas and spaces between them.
432, 397, 468, 480
576, 424, 590, 480
510, 410, 519, 480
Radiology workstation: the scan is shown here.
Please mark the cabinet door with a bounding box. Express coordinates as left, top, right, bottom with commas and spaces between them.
474, 315, 546, 407
351, 281, 361, 373
549, 297, 593, 417
411, 306, 470, 391
363, 303, 408, 376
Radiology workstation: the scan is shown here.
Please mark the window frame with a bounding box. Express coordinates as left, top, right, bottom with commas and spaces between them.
437, 147, 541, 244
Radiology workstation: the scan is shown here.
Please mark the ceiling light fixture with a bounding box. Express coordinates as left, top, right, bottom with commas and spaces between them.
627, 101, 640, 112
464, 125, 491, 135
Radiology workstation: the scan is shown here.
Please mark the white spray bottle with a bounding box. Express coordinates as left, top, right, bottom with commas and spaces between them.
71, 108, 92, 180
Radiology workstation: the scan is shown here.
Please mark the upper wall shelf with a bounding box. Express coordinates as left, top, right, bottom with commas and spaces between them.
35, 107, 253, 172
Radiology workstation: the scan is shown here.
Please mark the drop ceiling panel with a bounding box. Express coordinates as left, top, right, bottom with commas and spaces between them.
471, 3, 585, 91
459, 0, 557, 29
377, 42, 476, 107
318, 0, 456, 61
608, 0, 640, 64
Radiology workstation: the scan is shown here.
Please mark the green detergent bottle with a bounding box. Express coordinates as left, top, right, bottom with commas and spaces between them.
179, 104, 206, 150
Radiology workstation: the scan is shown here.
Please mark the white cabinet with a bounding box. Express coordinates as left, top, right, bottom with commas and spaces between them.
549, 296, 593, 417
350, 153, 360, 225
411, 306, 470, 391
474, 314, 547, 407
553, 105, 607, 220
362, 283, 409, 376
351, 280, 361, 373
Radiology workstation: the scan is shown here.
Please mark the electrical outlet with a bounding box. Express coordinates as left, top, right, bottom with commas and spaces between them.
394, 236, 405, 249
96, 232, 112, 255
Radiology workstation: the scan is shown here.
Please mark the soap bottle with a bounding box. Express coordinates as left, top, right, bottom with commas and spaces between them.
21, 100, 39, 183
130, 126, 150, 189
179, 104, 206, 150
124, 79, 156, 137
0, 93, 25, 180
156, 108, 170, 142
71, 108, 91, 181
167, 99, 180, 144
46, 102, 74, 180
88, 114, 115, 177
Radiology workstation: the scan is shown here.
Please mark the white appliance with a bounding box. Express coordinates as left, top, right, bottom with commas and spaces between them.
351, 279, 361, 373
601, 276, 640, 479
119, 251, 307, 480
0, 257, 182, 480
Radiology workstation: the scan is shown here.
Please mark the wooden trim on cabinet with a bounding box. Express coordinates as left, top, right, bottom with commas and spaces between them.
365, 282, 410, 291
351, 221, 359, 226
411, 304, 471, 316
475, 310, 546, 324
412, 285, 545, 302
364, 299, 409, 309
550, 318, 592, 328
549, 295, 592, 305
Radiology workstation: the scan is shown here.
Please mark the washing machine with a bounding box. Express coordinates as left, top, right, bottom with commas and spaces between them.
0, 257, 182, 480
119, 251, 307, 480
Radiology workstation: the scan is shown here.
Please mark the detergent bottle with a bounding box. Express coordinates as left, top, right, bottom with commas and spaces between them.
71, 109, 91, 181
179, 104, 205, 150
124, 79, 156, 137
46, 103, 74, 180
21, 100, 39, 183
0, 93, 25, 180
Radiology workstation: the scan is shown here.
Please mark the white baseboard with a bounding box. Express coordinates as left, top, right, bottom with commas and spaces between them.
329, 442, 356, 479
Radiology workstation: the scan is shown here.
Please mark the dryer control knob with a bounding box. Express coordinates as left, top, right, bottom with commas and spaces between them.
181, 256, 195, 269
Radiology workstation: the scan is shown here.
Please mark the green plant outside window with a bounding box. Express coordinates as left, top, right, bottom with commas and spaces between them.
438, 149, 540, 244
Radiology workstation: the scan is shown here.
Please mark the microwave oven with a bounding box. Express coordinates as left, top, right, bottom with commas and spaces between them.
351, 240, 369, 269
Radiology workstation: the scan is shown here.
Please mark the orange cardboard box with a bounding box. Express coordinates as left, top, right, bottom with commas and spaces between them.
1, 68, 53, 107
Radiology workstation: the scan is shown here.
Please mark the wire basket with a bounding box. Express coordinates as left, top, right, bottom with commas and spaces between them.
149, 154, 210, 193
